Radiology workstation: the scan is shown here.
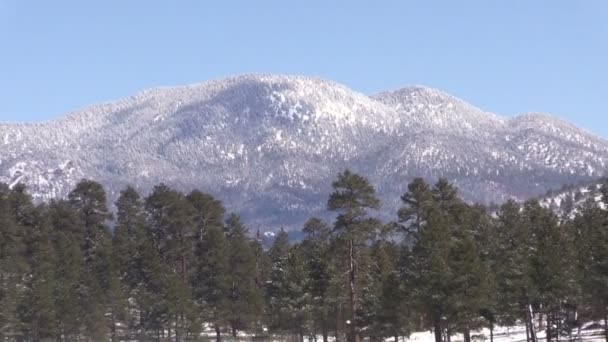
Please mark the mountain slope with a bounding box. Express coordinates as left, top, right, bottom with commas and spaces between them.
1, 74, 606, 228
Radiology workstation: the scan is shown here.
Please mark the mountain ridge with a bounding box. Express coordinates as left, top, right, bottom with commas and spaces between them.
1, 74, 606, 228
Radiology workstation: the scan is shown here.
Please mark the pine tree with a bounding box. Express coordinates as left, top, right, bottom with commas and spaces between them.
492, 199, 535, 337
48, 200, 85, 340
573, 198, 608, 342
113, 186, 148, 337
266, 228, 292, 335
301, 218, 333, 342
145, 184, 196, 341
397, 177, 432, 238
69, 179, 116, 340
447, 224, 492, 342
523, 200, 577, 342
137, 230, 172, 339
327, 170, 381, 342
18, 203, 59, 341
187, 190, 225, 240
401, 179, 492, 342
225, 214, 264, 337
362, 240, 410, 342
192, 224, 230, 342
0, 184, 27, 341
285, 244, 312, 341
408, 204, 452, 342
187, 190, 227, 340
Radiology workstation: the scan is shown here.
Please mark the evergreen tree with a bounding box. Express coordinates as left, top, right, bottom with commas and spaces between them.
401, 179, 492, 342
408, 205, 452, 342
0, 184, 27, 341
266, 228, 292, 334
397, 177, 432, 238
112, 186, 148, 337
69, 179, 116, 340
187, 190, 225, 240
573, 198, 608, 342
18, 204, 58, 341
192, 224, 230, 342
447, 225, 492, 342
327, 170, 381, 342
137, 230, 172, 339
225, 214, 264, 337
492, 199, 536, 336
523, 200, 577, 342
3, 171, 608, 342
301, 218, 333, 342
187, 190, 227, 340
285, 244, 312, 341
361, 240, 410, 342
48, 200, 86, 340
145, 184, 196, 340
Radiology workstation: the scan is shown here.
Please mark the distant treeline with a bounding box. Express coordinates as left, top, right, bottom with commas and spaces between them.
0, 170, 607, 342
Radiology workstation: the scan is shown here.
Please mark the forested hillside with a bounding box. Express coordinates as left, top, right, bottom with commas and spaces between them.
0, 171, 607, 342
2, 75, 608, 228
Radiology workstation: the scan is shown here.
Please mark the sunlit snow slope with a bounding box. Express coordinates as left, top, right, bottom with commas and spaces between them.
1, 75, 607, 228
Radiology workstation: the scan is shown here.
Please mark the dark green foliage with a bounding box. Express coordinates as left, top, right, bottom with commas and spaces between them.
301, 218, 333, 341
266, 229, 312, 338
328, 170, 381, 342
225, 214, 264, 336
48, 200, 86, 340
361, 241, 411, 342
400, 179, 494, 342
573, 197, 608, 340
0, 184, 27, 340
397, 177, 433, 237
68, 180, 117, 340
1, 173, 608, 342
18, 205, 58, 341
112, 187, 146, 338
192, 224, 230, 337
491, 200, 533, 326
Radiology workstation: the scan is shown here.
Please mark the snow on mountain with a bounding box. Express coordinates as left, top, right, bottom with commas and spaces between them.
1, 74, 606, 229
536, 179, 607, 219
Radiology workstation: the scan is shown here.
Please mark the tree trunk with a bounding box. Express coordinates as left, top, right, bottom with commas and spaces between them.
323, 329, 329, 342
433, 316, 443, 342
525, 314, 531, 342
539, 305, 544, 331
604, 310, 608, 342
546, 312, 551, 342
348, 238, 360, 342
110, 311, 117, 342
490, 323, 494, 342
463, 329, 471, 342
336, 303, 342, 342
527, 303, 537, 342
394, 335, 399, 342
175, 314, 181, 342
215, 325, 222, 342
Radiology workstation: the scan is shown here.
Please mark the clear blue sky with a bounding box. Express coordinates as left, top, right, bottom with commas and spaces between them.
1, 1, 607, 136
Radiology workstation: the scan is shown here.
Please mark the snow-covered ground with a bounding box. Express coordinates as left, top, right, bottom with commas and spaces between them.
195, 322, 606, 342
408, 323, 605, 342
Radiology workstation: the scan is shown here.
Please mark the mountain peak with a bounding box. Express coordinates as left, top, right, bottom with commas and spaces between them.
1, 74, 606, 228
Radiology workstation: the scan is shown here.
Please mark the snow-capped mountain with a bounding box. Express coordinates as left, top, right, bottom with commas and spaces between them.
1, 74, 606, 228
536, 179, 607, 219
